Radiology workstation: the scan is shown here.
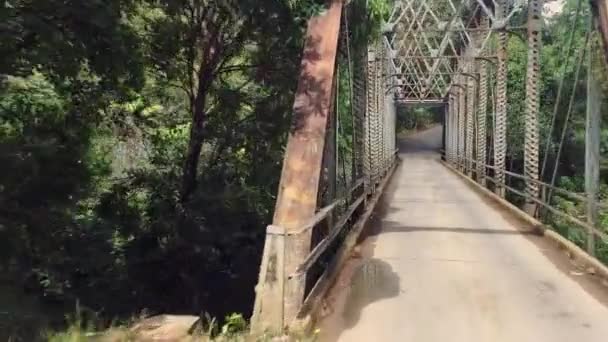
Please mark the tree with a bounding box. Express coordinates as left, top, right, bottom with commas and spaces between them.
1, 0, 144, 91
0, 1, 393, 338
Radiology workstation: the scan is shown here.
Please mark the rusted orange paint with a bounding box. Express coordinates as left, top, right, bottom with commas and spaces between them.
272, 1, 343, 235
593, 0, 608, 63
270, 0, 344, 324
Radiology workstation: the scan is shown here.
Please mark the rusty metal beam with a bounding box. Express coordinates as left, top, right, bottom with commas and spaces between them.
252, 0, 343, 333
590, 0, 608, 63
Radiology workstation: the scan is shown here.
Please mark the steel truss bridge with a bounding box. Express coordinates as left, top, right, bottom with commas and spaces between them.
251, 0, 608, 339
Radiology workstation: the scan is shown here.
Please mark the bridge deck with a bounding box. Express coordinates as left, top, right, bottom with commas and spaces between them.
319, 127, 608, 342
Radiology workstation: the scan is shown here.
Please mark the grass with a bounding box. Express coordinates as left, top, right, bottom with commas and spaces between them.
45, 313, 321, 342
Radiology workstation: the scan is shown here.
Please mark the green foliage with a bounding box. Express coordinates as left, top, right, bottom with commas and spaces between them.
220, 313, 248, 336
1, 0, 145, 92
0, 73, 65, 137
350, 0, 391, 46
367, 0, 391, 27
0, 0, 387, 339
495, 0, 608, 262
396, 106, 442, 134
289, 0, 326, 21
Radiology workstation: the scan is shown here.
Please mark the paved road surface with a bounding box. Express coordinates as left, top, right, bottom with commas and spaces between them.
318, 126, 608, 342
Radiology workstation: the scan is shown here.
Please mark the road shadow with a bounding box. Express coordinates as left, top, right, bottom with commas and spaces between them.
318, 258, 400, 342
340, 258, 400, 328
376, 222, 539, 236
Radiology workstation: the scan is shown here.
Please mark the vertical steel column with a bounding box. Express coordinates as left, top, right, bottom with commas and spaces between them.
451, 92, 457, 164
455, 83, 461, 167
374, 47, 382, 180
251, 0, 343, 332
365, 47, 376, 189
585, 42, 601, 255
455, 80, 461, 168
379, 45, 387, 174
455, 78, 460, 167
385, 51, 389, 170
442, 104, 447, 158
590, 0, 608, 63
477, 16, 489, 186
466, 54, 476, 177
458, 74, 467, 171
325, 69, 338, 217
353, 50, 367, 183
389, 73, 395, 160
448, 93, 455, 164
494, 0, 508, 197
375, 46, 382, 175
381, 44, 390, 173
524, 0, 543, 215
382, 44, 396, 168
447, 94, 453, 163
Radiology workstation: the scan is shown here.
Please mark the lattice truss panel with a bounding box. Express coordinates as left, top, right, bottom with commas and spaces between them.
384, 0, 523, 102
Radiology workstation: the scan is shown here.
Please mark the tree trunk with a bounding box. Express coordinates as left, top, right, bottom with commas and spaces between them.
180, 57, 217, 204
180, 86, 208, 204
179, 25, 223, 204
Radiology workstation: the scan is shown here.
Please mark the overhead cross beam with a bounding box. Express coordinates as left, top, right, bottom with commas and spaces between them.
384, 0, 521, 102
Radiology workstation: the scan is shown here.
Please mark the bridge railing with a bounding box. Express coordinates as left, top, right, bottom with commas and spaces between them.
293, 151, 397, 322
448, 156, 608, 246
251, 0, 399, 333
441, 0, 608, 265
